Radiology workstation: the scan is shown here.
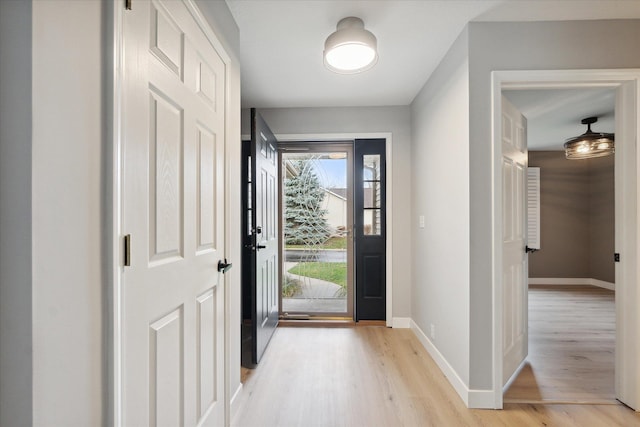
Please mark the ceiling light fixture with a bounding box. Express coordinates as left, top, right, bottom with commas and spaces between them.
323, 17, 378, 74
564, 116, 614, 160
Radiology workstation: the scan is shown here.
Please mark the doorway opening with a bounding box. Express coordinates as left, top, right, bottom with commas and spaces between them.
491, 69, 640, 410
279, 144, 354, 319
273, 133, 393, 326
241, 117, 390, 373
502, 87, 617, 404
275, 138, 388, 322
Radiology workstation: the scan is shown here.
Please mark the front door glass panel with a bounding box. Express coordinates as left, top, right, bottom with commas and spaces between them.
280, 148, 353, 317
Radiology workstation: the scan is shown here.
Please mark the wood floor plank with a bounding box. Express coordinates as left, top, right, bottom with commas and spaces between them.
505, 285, 616, 403
232, 326, 640, 426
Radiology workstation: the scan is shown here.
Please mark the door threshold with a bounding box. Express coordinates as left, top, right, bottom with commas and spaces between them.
279, 319, 355, 328
354, 320, 387, 327
278, 319, 387, 328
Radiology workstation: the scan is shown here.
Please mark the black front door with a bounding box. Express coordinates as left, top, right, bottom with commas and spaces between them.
242, 109, 279, 366
354, 139, 386, 321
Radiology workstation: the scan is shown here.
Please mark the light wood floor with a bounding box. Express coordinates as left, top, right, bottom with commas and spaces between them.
232, 326, 640, 427
505, 285, 616, 404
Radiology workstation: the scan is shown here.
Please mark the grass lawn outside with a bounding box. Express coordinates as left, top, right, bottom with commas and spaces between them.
288, 262, 347, 288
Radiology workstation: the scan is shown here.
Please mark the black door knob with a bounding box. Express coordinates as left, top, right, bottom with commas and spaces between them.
217, 259, 233, 273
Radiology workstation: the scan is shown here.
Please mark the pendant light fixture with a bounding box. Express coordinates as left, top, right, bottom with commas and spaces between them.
324, 17, 378, 74
564, 116, 614, 160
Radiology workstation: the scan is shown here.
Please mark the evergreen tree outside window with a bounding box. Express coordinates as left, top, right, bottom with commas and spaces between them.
284, 160, 330, 246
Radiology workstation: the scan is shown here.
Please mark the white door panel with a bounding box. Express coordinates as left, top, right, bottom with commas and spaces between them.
122, 1, 225, 425
502, 96, 528, 386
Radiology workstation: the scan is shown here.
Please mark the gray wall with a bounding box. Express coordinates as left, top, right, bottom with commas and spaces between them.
410, 28, 470, 384
528, 151, 614, 283
528, 152, 590, 278
0, 1, 33, 426
258, 106, 413, 318
31, 1, 104, 424
467, 19, 640, 389
410, 19, 640, 397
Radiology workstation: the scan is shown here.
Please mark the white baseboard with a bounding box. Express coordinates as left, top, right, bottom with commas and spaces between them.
528, 277, 615, 291
410, 320, 496, 409
590, 279, 615, 291
392, 317, 411, 328
468, 389, 497, 408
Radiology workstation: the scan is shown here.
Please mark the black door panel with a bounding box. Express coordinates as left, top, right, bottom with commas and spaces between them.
242, 109, 279, 367
354, 139, 386, 321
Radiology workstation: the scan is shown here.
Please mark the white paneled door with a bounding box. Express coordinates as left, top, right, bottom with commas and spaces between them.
501, 96, 528, 386
122, 1, 226, 425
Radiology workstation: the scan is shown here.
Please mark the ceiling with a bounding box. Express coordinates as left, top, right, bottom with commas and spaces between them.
226, 1, 637, 151
226, 0, 502, 107
504, 88, 616, 151
226, 0, 640, 109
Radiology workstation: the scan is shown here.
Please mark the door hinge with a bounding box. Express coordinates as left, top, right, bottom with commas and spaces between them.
124, 234, 131, 266
614, 253, 620, 262
125, 0, 132, 10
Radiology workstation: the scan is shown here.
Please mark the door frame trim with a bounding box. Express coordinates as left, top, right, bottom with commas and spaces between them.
275, 133, 394, 326
110, 1, 235, 425
490, 69, 640, 409
109, 2, 123, 424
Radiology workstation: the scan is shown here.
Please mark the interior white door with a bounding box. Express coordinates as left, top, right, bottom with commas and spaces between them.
122, 1, 226, 425
501, 95, 529, 386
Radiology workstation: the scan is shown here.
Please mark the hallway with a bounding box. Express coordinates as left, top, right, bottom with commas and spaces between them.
231, 326, 640, 426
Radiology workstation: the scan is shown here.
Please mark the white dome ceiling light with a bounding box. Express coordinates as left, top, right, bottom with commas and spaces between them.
323, 17, 378, 74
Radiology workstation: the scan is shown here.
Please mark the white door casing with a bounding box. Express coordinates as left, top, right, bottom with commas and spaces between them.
501, 96, 528, 386
613, 80, 639, 410
492, 70, 640, 411
121, 1, 226, 425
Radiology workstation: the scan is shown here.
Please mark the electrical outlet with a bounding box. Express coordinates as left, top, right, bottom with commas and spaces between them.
419, 215, 425, 229
430, 323, 436, 340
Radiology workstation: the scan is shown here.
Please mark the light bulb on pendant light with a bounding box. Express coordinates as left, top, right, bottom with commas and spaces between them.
564, 116, 614, 160
324, 17, 378, 74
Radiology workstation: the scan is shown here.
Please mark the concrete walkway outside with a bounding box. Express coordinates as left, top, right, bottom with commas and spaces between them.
282, 261, 347, 313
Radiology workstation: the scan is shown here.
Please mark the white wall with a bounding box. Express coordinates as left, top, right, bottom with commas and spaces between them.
0, 1, 33, 425
259, 106, 413, 317
410, 29, 470, 385
467, 19, 640, 391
